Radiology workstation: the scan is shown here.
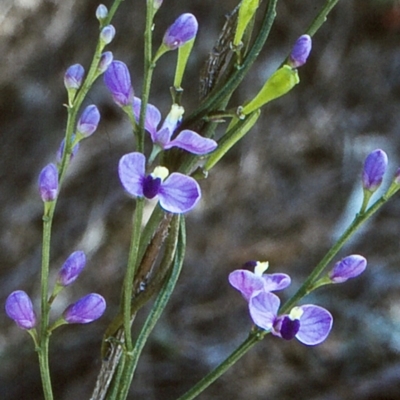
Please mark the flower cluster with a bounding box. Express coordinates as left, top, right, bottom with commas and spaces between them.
229, 256, 367, 345
5, 251, 106, 330
104, 58, 217, 214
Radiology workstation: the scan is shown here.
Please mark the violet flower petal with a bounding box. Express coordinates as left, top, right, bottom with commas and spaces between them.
5, 290, 37, 329
57, 251, 86, 286
262, 273, 291, 292
362, 149, 388, 192
228, 270, 265, 301
104, 61, 134, 107
118, 152, 146, 197
288, 34, 312, 68
296, 305, 333, 345
63, 293, 106, 324
329, 254, 367, 283
163, 13, 198, 50
39, 163, 58, 202
77, 105, 100, 137
165, 130, 218, 155
57, 135, 79, 164
152, 127, 172, 148
158, 173, 201, 213
248, 291, 280, 331
98, 51, 114, 74
64, 64, 85, 90
133, 97, 161, 136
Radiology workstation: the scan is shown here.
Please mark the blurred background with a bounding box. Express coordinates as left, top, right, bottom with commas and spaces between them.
2, 0, 400, 398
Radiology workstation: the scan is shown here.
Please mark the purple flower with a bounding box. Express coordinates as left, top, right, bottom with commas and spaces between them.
98, 51, 114, 74
288, 34, 312, 68
57, 251, 86, 287
329, 254, 367, 283
5, 290, 37, 330
249, 292, 333, 345
57, 135, 80, 164
394, 167, 400, 185
163, 13, 198, 50
104, 61, 134, 107
229, 261, 291, 301
100, 25, 116, 45
96, 4, 108, 21
39, 163, 58, 202
76, 105, 101, 137
64, 64, 85, 90
362, 149, 388, 192
119, 152, 201, 213
133, 98, 217, 155
63, 293, 106, 324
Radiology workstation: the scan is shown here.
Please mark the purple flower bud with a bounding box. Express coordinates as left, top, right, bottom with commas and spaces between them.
39, 163, 58, 202
63, 293, 106, 324
329, 255, 367, 283
77, 105, 101, 137
57, 135, 79, 164
163, 13, 198, 50
104, 61, 134, 107
64, 64, 85, 90
98, 51, 114, 74
362, 149, 388, 192
5, 290, 37, 330
57, 251, 86, 286
96, 4, 108, 21
100, 25, 116, 45
394, 167, 400, 185
288, 34, 312, 68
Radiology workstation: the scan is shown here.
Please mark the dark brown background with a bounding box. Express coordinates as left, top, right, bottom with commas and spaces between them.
2, 0, 400, 399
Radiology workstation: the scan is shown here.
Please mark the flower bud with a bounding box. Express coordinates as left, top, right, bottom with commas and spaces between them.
163, 13, 198, 50
57, 251, 86, 287
98, 51, 114, 74
394, 167, 400, 185
362, 149, 388, 192
104, 61, 134, 107
329, 255, 367, 283
100, 25, 116, 45
64, 64, 85, 90
57, 135, 79, 164
63, 293, 106, 324
5, 290, 37, 330
76, 105, 101, 137
96, 4, 108, 21
288, 35, 312, 69
38, 163, 58, 202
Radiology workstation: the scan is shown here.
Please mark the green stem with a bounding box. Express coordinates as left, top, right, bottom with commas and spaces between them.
122, 199, 144, 350
176, 332, 261, 400
306, 0, 340, 37
280, 194, 387, 314
117, 216, 184, 400
137, 0, 156, 154
104, 0, 125, 26
38, 205, 56, 400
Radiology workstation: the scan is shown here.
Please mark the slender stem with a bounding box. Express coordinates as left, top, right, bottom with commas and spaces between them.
37, 205, 56, 400
137, 0, 156, 154
122, 198, 144, 350
104, 0, 125, 26
117, 216, 184, 400
306, 0, 340, 37
281, 194, 387, 314
176, 332, 261, 400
